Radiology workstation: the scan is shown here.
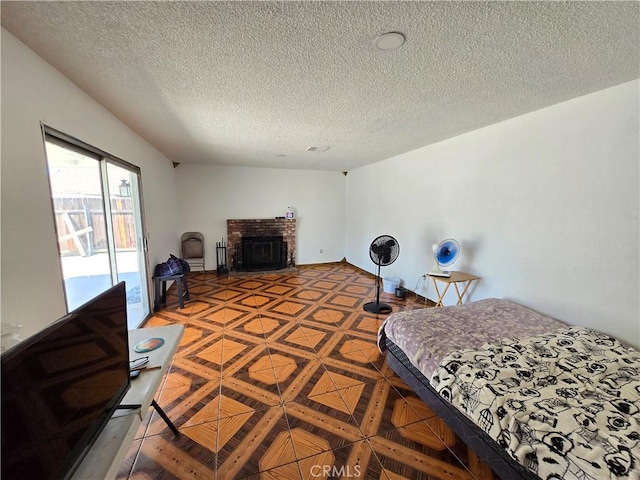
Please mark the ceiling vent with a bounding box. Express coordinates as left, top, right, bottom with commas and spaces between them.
306, 146, 330, 152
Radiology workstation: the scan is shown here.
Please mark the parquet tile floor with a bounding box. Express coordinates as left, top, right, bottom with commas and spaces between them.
117, 262, 490, 480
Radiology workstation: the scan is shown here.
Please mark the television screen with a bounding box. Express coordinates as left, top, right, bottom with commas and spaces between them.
1, 282, 130, 480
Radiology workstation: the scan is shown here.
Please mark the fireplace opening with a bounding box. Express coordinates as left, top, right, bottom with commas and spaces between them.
234, 235, 287, 272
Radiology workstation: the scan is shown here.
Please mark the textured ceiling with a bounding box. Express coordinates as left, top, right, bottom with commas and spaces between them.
2, 1, 639, 171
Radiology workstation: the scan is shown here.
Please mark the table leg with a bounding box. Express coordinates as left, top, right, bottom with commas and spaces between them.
183, 274, 190, 301
151, 399, 179, 436
431, 277, 450, 307
154, 277, 161, 312
454, 280, 475, 305
176, 278, 184, 309
453, 282, 463, 305
161, 280, 167, 304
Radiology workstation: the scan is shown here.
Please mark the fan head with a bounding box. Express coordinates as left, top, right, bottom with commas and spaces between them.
433, 239, 460, 268
369, 235, 400, 266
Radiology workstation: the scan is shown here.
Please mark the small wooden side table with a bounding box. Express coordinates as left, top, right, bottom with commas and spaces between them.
429, 271, 480, 307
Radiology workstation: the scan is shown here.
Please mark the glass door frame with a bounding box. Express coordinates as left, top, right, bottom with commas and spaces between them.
41, 124, 152, 325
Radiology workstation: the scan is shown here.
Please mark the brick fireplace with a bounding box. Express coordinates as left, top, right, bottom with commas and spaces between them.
226, 218, 296, 272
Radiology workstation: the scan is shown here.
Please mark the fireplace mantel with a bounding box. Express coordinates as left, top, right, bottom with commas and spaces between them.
226, 218, 296, 272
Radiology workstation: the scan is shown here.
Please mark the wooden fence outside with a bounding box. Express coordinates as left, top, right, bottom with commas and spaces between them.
53, 196, 137, 256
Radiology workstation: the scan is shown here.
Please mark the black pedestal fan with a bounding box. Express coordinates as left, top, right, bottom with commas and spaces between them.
363, 235, 400, 314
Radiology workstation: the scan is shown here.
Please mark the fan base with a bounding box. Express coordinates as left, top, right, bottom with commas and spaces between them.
363, 302, 392, 314
428, 270, 451, 278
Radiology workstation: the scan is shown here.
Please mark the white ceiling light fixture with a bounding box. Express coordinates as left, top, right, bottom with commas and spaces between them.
374, 31, 406, 51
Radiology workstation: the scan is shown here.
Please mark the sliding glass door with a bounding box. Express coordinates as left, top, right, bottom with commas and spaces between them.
105, 163, 149, 326
44, 130, 149, 328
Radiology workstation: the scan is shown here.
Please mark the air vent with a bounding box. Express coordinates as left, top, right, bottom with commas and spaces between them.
306, 146, 330, 152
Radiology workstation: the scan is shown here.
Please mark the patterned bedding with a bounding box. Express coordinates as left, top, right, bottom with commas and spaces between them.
379, 298, 564, 377
431, 327, 640, 480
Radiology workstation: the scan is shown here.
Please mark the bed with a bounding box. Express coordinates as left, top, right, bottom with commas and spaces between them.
379, 298, 640, 480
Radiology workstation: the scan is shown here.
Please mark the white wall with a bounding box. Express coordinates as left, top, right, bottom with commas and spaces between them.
175, 165, 345, 268
3, 25, 637, 348
346, 80, 640, 348
1, 28, 180, 339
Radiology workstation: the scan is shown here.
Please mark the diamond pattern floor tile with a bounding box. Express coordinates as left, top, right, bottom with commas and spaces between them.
118, 263, 493, 480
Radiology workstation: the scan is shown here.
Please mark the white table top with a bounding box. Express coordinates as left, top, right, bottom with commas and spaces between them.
72, 324, 184, 480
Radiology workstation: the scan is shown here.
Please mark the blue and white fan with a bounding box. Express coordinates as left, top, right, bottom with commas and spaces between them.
429, 239, 460, 277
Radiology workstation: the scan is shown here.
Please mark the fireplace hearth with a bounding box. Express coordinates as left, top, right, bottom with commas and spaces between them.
234, 235, 287, 272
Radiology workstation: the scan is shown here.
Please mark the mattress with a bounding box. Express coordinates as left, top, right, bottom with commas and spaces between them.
381, 298, 564, 378
381, 298, 640, 480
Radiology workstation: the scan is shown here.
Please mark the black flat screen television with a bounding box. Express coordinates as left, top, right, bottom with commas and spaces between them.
1, 282, 130, 480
